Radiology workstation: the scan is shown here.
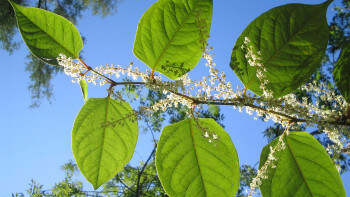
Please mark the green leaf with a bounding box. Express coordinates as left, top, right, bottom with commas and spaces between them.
230, 1, 331, 98
133, 0, 213, 80
9, 1, 83, 66
79, 79, 88, 102
156, 118, 240, 196
259, 132, 345, 197
72, 97, 138, 189
333, 41, 350, 102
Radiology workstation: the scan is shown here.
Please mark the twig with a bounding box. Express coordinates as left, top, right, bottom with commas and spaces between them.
116, 174, 131, 190
135, 146, 156, 197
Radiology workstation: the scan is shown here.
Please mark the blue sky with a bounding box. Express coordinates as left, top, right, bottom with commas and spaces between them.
1, 0, 349, 196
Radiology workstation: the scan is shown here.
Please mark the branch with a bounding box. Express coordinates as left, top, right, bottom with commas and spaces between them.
75, 60, 350, 128
146, 121, 156, 143
121, 81, 350, 127
37, 0, 42, 8
135, 146, 156, 197
116, 174, 131, 190
114, 79, 350, 127
78, 58, 117, 85
164, 88, 349, 127
144, 175, 158, 194
310, 129, 321, 136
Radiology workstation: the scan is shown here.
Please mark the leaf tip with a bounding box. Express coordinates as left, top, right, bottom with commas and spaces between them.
93, 184, 100, 190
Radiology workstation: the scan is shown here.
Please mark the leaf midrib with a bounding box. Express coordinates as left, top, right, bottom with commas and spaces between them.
286, 135, 314, 196
15, 4, 78, 58
96, 96, 111, 189
262, 9, 321, 67
245, 5, 324, 90
153, 0, 201, 71
189, 118, 207, 195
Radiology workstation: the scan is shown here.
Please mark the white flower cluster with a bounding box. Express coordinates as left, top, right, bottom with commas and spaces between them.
194, 120, 219, 144
204, 131, 218, 143
94, 63, 154, 84
242, 37, 273, 98
298, 82, 347, 150
148, 93, 193, 112
202, 48, 239, 100
57, 54, 85, 83
57, 53, 154, 86
139, 47, 243, 116
248, 129, 288, 196
324, 125, 347, 156
169, 47, 240, 103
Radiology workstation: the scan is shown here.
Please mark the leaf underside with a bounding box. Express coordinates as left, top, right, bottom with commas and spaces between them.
133, 0, 213, 80
230, 1, 330, 98
156, 118, 240, 196
10, 1, 83, 66
79, 79, 88, 102
259, 132, 345, 197
72, 97, 138, 189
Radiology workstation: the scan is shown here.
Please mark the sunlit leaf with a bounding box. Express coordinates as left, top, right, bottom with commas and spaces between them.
72, 97, 138, 189
156, 118, 240, 196
230, 1, 331, 97
10, 1, 83, 66
133, 0, 213, 80
259, 131, 345, 197
79, 79, 88, 102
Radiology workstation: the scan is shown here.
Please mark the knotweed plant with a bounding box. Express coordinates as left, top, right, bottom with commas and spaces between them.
9, 0, 349, 196
58, 43, 349, 195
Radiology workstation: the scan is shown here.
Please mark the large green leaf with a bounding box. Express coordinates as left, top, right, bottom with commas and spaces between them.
259, 132, 345, 197
230, 1, 331, 98
156, 118, 240, 196
72, 97, 138, 189
333, 41, 350, 102
10, 1, 83, 66
133, 0, 213, 80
